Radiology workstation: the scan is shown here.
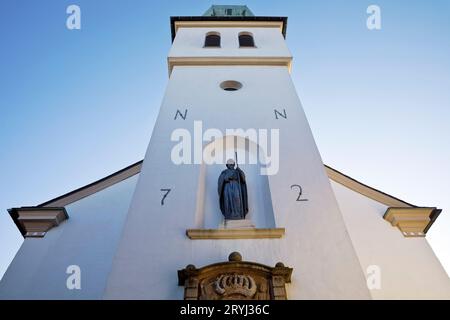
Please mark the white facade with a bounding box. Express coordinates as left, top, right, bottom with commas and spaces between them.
331, 181, 450, 299
169, 27, 291, 58
2, 171, 449, 299
104, 24, 371, 299
0, 175, 138, 299
1, 12, 449, 300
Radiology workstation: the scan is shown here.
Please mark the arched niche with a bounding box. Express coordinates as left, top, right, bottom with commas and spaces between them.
193, 135, 276, 229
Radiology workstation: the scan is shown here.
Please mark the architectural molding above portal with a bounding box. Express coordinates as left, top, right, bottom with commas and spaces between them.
178, 251, 292, 300
8, 207, 68, 238
186, 228, 285, 239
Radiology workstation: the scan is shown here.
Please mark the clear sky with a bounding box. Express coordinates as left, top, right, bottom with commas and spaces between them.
0, 0, 449, 281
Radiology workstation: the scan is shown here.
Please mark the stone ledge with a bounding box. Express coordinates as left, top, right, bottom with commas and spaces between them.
186, 228, 285, 240
8, 207, 69, 238
383, 207, 441, 237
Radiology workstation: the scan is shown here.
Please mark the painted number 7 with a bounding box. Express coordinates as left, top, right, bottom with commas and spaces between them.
160, 188, 171, 206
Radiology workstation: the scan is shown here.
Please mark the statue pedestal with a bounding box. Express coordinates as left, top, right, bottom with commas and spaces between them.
221, 219, 255, 229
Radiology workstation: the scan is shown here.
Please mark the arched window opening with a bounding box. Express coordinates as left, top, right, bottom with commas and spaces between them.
239, 32, 255, 47
204, 32, 221, 47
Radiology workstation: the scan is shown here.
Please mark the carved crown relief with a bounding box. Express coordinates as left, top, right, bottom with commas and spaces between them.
214, 274, 257, 297
177, 252, 293, 300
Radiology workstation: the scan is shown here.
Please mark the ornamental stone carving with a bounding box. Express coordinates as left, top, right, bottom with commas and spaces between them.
214, 274, 257, 297
177, 252, 293, 300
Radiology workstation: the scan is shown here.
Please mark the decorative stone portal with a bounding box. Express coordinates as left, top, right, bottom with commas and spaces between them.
177, 252, 293, 300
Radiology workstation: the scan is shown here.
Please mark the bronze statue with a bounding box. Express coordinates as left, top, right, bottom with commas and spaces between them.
218, 158, 248, 220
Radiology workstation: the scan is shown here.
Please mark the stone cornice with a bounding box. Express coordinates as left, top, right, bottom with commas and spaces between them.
167, 56, 292, 76
8, 207, 69, 238
383, 207, 441, 237
170, 16, 288, 42
186, 228, 285, 239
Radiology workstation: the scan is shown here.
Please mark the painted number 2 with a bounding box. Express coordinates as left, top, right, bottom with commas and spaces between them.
160, 188, 171, 205
290, 184, 308, 202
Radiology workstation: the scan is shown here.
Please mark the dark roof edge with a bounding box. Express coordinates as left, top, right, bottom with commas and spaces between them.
324, 164, 417, 208
6, 161, 442, 238
424, 208, 442, 234
7, 208, 26, 236
15, 159, 421, 212
170, 16, 288, 42
37, 160, 144, 207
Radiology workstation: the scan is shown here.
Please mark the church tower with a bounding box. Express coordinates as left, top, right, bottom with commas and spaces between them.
104, 5, 371, 299
2, 5, 448, 300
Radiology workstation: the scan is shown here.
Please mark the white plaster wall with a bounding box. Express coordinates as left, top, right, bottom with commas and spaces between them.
169, 27, 291, 58
0, 175, 138, 299
104, 65, 371, 299
331, 180, 450, 299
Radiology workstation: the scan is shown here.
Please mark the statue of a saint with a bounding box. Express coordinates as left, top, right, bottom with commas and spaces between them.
218, 159, 248, 220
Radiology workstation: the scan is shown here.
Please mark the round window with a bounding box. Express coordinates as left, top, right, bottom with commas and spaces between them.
220, 80, 243, 91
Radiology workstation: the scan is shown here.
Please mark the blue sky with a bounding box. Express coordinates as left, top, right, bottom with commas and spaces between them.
0, 0, 449, 280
